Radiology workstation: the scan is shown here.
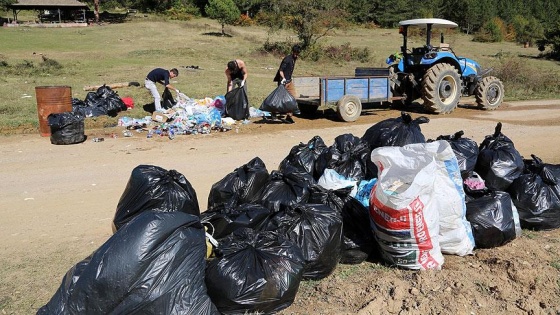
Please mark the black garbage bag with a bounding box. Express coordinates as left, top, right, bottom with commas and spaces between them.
96, 85, 127, 116
113, 165, 200, 231
361, 112, 429, 179
434, 130, 479, 179
475, 122, 524, 191
259, 85, 300, 114
341, 198, 378, 263
38, 211, 219, 315
308, 185, 370, 264
315, 133, 370, 181
225, 86, 250, 121
465, 190, 517, 248
205, 228, 304, 314
83, 85, 127, 117
162, 87, 176, 109
84, 91, 109, 116
48, 112, 86, 145
207, 157, 270, 211
279, 135, 328, 179
259, 165, 316, 213
507, 155, 560, 230
201, 203, 271, 239
260, 203, 343, 280
308, 184, 352, 213
71, 98, 95, 117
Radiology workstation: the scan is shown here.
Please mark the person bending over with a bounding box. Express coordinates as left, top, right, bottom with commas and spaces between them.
145, 68, 179, 112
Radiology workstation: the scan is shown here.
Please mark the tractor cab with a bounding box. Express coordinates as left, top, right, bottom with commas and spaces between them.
396, 18, 466, 73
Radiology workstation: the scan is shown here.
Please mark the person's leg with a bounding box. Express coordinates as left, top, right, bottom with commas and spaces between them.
145, 79, 161, 111
283, 81, 297, 123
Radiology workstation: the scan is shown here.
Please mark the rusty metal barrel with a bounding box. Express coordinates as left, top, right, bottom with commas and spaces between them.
35, 86, 72, 137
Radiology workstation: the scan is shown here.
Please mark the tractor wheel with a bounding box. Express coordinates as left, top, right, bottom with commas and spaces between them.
297, 103, 318, 117
421, 63, 461, 114
337, 95, 362, 122
475, 76, 504, 110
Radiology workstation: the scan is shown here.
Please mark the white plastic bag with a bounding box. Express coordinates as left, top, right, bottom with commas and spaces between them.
430, 141, 475, 256
370, 143, 444, 270
317, 168, 358, 197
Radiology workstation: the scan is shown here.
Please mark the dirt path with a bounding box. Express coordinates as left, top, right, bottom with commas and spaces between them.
1, 99, 559, 314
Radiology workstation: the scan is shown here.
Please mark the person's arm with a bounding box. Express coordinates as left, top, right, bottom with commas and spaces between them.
164, 73, 179, 93
225, 68, 233, 92
165, 83, 178, 92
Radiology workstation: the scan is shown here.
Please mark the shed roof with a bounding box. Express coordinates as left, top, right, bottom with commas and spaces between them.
8, 0, 89, 9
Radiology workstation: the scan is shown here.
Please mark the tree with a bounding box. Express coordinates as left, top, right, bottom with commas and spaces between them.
267, 0, 347, 49
205, 0, 240, 36
94, 0, 99, 23
537, 22, 560, 60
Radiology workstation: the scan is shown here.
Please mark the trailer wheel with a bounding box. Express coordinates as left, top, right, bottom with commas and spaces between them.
421, 63, 461, 114
337, 95, 362, 122
297, 103, 318, 117
475, 76, 504, 110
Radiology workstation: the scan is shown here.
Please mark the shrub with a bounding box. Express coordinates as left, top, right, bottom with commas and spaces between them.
260, 41, 370, 63
492, 55, 560, 98
234, 14, 255, 26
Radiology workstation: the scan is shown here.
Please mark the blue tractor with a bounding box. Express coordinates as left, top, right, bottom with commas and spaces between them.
387, 18, 505, 114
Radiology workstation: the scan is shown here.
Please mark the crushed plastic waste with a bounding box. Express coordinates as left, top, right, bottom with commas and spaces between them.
118, 95, 247, 139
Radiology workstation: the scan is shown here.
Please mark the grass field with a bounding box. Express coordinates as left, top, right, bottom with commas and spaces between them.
0, 15, 558, 134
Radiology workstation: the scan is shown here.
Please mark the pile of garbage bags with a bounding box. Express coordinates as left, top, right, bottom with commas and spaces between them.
39, 112, 560, 314
72, 85, 128, 118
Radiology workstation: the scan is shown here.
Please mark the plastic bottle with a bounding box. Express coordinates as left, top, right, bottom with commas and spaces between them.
147, 130, 153, 138
168, 127, 175, 140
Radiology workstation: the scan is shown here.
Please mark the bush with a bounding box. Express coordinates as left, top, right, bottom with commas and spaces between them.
537, 23, 560, 60
0, 57, 64, 77
234, 14, 255, 26
261, 41, 370, 63
492, 54, 560, 98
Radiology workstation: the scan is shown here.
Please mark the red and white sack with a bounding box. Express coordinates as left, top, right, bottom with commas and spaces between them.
369, 143, 444, 270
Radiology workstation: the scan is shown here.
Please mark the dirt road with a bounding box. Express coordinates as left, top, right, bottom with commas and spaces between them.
1, 99, 559, 314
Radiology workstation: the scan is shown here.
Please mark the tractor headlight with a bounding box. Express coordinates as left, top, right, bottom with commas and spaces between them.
424, 52, 437, 59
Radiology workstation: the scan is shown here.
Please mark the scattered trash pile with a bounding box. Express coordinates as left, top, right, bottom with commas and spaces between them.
117, 89, 268, 139
38, 112, 560, 314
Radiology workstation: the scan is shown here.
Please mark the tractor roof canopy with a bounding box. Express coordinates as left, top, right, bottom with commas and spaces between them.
399, 18, 458, 29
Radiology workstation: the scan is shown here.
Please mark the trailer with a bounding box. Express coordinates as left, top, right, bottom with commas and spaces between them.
294, 67, 402, 122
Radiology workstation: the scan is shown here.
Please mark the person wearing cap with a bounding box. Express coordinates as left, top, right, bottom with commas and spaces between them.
145, 68, 179, 112
225, 59, 248, 93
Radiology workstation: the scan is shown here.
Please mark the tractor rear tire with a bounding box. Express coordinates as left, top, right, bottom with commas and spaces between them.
337, 95, 362, 122
475, 76, 504, 110
421, 63, 461, 114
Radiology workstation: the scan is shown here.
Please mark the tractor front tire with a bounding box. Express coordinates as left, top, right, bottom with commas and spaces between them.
475, 76, 504, 110
421, 63, 461, 114
337, 95, 362, 122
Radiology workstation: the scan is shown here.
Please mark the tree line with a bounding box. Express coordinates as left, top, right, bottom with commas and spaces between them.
2, 0, 559, 58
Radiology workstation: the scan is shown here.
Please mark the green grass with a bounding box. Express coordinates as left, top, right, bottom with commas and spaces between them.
0, 16, 558, 134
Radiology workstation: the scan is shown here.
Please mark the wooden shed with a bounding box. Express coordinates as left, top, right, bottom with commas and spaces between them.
8, 0, 89, 23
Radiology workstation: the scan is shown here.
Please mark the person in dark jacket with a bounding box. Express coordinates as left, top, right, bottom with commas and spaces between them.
272, 44, 301, 124
145, 68, 179, 112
